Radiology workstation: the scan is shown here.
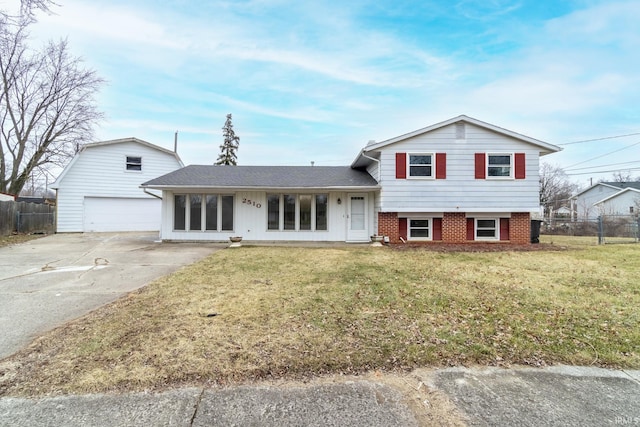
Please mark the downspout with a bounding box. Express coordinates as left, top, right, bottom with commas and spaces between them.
361, 152, 381, 182
143, 188, 162, 199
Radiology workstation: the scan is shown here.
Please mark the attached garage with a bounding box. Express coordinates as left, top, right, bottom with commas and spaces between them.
83, 197, 161, 232
50, 138, 183, 233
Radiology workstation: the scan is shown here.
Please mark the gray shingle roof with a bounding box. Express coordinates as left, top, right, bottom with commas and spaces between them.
601, 182, 640, 190
142, 165, 379, 189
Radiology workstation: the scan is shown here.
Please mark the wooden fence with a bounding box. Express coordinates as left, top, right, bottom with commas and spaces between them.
0, 200, 55, 235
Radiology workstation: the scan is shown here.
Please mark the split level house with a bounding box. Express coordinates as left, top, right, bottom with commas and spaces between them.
571, 181, 640, 220
51, 138, 183, 232
141, 115, 562, 244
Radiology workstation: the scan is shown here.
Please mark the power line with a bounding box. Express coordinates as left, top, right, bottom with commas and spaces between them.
565, 160, 640, 172
565, 167, 640, 176
563, 140, 640, 169
558, 132, 640, 146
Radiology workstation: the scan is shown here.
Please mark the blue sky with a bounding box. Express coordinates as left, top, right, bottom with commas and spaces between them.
8, 0, 640, 186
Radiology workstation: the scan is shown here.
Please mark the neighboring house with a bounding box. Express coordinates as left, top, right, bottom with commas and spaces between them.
142, 115, 561, 243
0, 192, 16, 202
571, 182, 640, 219
51, 138, 183, 232
554, 206, 571, 218
594, 187, 640, 216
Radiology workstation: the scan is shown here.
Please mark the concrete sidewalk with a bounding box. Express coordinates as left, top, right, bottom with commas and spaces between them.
1, 366, 638, 426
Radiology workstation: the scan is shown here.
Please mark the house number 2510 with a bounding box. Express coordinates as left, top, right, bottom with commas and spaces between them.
242, 198, 262, 208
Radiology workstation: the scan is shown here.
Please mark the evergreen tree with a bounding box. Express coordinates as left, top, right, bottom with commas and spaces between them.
215, 114, 240, 165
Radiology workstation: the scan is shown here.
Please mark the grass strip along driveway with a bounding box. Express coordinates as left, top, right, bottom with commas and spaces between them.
1, 237, 638, 396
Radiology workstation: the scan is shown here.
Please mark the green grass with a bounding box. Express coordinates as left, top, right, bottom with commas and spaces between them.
1, 236, 638, 396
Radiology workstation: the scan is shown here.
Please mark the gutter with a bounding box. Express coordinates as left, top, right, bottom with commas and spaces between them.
361, 151, 381, 182
143, 188, 163, 199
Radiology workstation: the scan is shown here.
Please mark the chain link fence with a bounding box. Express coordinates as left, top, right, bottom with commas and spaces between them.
542, 214, 640, 244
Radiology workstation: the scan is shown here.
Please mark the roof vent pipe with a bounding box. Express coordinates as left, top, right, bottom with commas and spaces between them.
174, 131, 178, 153
311, 161, 315, 167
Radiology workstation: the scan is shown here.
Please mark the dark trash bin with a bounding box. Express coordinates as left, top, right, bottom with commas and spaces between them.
531, 219, 543, 244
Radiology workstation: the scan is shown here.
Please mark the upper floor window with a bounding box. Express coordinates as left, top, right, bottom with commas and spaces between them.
408, 154, 433, 178
126, 156, 142, 171
487, 154, 512, 178
475, 152, 525, 180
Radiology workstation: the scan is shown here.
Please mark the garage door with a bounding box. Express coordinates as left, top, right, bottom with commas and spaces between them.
83, 197, 161, 232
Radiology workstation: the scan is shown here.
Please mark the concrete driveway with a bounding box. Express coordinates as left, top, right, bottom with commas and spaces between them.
0, 233, 223, 360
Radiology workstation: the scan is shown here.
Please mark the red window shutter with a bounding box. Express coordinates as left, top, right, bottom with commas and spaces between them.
395, 153, 407, 179
500, 218, 510, 241
433, 218, 442, 241
435, 153, 446, 179
475, 153, 486, 179
515, 153, 526, 179
466, 218, 475, 240
399, 217, 408, 240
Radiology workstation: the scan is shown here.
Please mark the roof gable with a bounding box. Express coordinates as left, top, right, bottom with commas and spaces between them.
51, 137, 183, 188
595, 187, 640, 205
142, 165, 379, 189
352, 115, 562, 168
572, 181, 640, 199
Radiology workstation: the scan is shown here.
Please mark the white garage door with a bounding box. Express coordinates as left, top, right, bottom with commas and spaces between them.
84, 197, 161, 232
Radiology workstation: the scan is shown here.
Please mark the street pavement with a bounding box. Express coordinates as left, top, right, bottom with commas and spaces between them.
1, 366, 638, 426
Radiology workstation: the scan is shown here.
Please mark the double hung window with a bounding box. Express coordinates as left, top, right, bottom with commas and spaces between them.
476, 219, 498, 240
487, 154, 512, 177
408, 154, 433, 178
409, 219, 430, 239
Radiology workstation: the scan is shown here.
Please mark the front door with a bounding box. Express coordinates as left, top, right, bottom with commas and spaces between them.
346, 193, 369, 242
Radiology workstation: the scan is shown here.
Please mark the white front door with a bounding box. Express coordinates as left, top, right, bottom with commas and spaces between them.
346, 193, 369, 242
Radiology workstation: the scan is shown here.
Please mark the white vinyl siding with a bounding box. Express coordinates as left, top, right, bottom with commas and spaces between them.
159, 191, 375, 242
377, 123, 540, 213
53, 140, 182, 232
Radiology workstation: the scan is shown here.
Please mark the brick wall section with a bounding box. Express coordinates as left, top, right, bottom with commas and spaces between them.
378, 211, 531, 244
509, 212, 531, 244
442, 212, 468, 243
378, 212, 400, 243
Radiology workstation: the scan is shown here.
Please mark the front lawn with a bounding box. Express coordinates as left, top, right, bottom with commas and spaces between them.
1, 236, 638, 396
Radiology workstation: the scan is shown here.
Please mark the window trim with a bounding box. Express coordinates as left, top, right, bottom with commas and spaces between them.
266, 193, 329, 232
475, 218, 499, 241
407, 217, 432, 241
486, 153, 513, 179
173, 193, 234, 232
125, 155, 142, 172
407, 153, 435, 179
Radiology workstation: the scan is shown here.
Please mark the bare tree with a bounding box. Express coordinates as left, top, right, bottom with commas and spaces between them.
611, 171, 636, 183
539, 162, 578, 218
0, 18, 104, 195
2, 0, 57, 23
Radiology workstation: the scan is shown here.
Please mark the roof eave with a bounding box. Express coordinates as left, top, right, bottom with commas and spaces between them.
141, 184, 380, 191
364, 115, 563, 154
